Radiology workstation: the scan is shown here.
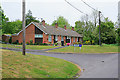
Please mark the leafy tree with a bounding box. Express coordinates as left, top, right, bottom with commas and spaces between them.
75, 21, 84, 34
51, 16, 70, 28
25, 10, 39, 26
0, 6, 9, 34
96, 18, 116, 44
2, 20, 22, 34
115, 28, 120, 45
75, 20, 96, 44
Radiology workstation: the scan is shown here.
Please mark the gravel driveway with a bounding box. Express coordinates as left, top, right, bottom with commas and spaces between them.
29, 51, 118, 78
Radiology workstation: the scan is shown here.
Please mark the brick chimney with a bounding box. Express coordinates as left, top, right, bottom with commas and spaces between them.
72, 27, 74, 31
55, 23, 58, 28
42, 20, 45, 26
64, 25, 67, 30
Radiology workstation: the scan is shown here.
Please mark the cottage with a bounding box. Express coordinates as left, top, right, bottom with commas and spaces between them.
12, 20, 83, 46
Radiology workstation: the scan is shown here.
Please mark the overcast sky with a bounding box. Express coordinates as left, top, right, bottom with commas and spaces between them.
1, 0, 120, 26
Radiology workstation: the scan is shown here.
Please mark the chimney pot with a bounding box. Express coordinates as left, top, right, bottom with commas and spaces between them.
55, 23, 58, 28
72, 27, 74, 31
42, 20, 45, 26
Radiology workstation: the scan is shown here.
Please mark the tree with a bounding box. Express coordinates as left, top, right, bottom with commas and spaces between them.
90, 10, 99, 28
97, 18, 116, 44
51, 16, 70, 28
2, 20, 22, 34
0, 6, 9, 34
75, 20, 96, 44
25, 10, 39, 26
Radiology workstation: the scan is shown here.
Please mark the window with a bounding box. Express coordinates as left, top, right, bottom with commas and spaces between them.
48, 35, 51, 42
73, 37, 75, 42
67, 36, 71, 39
61, 36, 64, 41
77, 37, 78, 42
55, 35, 58, 41
35, 34, 43, 38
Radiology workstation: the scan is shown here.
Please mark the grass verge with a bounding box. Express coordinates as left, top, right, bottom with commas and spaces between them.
2, 44, 58, 50
48, 45, 118, 54
2, 49, 80, 78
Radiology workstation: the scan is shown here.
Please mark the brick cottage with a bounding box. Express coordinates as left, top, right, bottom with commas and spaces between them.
12, 20, 83, 46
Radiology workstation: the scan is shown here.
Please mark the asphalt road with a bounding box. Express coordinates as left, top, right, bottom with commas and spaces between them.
29, 52, 118, 78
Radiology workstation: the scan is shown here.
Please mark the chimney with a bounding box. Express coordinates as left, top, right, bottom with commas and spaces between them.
64, 25, 67, 30
72, 27, 74, 31
55, 23, 58, 28
42, 20, 45, 26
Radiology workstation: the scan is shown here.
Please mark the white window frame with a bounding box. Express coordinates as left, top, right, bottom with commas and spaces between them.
35, 34, 43, 38
48, 35, 52, 42
61, 36, 64, 41
73, 37, 75, 42
77, 37, 78, 42
55, 35, 58, 41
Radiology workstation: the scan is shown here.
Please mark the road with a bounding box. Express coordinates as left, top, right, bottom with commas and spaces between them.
29, 51, 118, 78
1, 47, 118, 78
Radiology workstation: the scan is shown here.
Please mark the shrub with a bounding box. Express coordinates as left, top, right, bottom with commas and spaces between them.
20, 42, 22, 45
34, 43, 38, 45
78, 41, 82, 44
84, 40, 91, 45
26, 42, 29, 45
55, 43, 58, 46
73, 42, 79, 44
92, 40, 95, 45
30, 40, 33, 45
9, 37, 12, 44
12, 40, 19, 44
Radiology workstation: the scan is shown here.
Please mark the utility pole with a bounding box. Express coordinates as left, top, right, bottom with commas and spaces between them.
99, 11, 101, 46
22, 0, 26, 55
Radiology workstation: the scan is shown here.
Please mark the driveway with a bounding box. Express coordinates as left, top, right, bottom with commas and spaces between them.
29, 51, 118, 78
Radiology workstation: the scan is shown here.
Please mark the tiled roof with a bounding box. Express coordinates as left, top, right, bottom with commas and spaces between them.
34, 22, 82, 37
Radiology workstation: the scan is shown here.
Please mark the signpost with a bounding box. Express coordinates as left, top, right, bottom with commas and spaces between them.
73, 44, 82, 51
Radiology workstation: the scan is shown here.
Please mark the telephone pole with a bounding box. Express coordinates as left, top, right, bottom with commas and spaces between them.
99, 11, 101, 46
22, 0, 26, 55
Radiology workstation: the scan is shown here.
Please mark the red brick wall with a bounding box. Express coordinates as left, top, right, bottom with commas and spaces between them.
12, 24, 35, 44
75, 37, 77, 42
12, 36, 18, 43
71, 37, 73, 44
43, 33, 48, 43
51, 35, 54, 44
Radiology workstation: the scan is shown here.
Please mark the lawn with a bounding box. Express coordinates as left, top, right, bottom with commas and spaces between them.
48, 45, 119, 54
2, 44, 58, 50
2, 49, 80, 78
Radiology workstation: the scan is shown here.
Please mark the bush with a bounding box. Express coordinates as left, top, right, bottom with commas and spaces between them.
30, 40, 33, 45
26, 42, 29, 45
84, 40, 91, 45
9, 37, 12, 44
20, 42, 22, 45
12, 40, 19, 44
92, 40, 95, 45
34, 43, 38, 45
55, 43, 58, 46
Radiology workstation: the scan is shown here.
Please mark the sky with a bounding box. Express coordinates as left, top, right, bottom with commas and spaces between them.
1, 0, 120, 26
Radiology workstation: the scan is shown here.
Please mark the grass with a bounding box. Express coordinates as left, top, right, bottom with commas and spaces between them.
2, 49, 80, 78
2, 44, 58, 50
48, 45, 119, 54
